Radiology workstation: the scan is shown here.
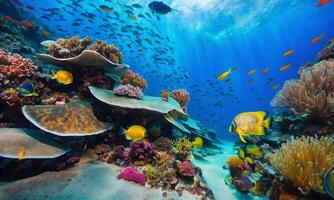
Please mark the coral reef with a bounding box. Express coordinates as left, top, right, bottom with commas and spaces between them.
172, 137, 193, 161
121, 70, 147, 89
171, 89, 190, 112
88, 40, 123, 63
318, 39, 334, 61
268, 136, 334, 194
117, 166, 147, 186
113, 84, 143, 99
176, 161, 195, 177
271, 59, 334, 122
130, 140, 157, 165
226, 156, 244, 169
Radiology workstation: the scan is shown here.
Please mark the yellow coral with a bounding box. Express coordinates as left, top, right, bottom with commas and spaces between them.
226, 156, 243, 168
268, 136, 334, 194
172, 137, 193, 161
145, 164, 162, 186
154, 151, 172, 166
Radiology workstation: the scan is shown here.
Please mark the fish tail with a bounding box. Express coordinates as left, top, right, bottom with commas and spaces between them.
239, 134, 247, 143
50, 71, 56, 79
31, 92, 39, 97
263, 118, 271, 129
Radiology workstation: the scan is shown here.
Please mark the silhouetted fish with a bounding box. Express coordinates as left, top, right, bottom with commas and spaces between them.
148, 1, 175, 15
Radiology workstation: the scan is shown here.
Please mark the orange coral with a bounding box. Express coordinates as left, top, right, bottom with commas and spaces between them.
121, 70, 147, 89
88, 40, 123, 63
171, 89, 190, 112
226, 156, 243, 169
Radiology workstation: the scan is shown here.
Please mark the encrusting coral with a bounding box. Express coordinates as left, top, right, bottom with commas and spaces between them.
271, 59, 334, 121
171, 89, 190, 112
172, 137, 193, 161
268, 136, 334, 194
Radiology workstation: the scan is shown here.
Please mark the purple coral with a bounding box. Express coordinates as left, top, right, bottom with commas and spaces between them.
130, 140, 157, 165
117, 167, 147, 186
176, 161, 195, 177
113, 84, 142, 99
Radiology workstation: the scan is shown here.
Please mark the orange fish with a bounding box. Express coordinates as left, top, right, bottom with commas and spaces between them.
280, 64, 291, 71
316, 0, 332, 7
22, 21, 33, 28
311, 34, 325, 44
248, 70, 256, 75
3, 16, 19, 24
42, 30, 50, 37
262, 67, 270, 74
283, 49, 294, 57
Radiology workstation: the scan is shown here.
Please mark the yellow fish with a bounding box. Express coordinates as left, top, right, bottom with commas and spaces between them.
272, 84, 279, 90
192, 137, 203, 149
283, 49, 294, 57
246, 145, 262, 156
18, 146, 26, 160
128, 15, 137, 21
244, 157, 253, 164
248, 70, 256, 75
124, 125, 146, 141
280, 64, 291, 71
51, 70, 73, 85
262, 67, 270, 74
217, 69, 231, 81
229, 111, 271, 143
238, 149, 245, 159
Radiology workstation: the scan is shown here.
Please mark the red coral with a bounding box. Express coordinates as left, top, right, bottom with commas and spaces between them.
130, 140, 157, 165
176, 161, 195, 177
117, 167, 147, 186
171, 89, 190, 112
121, 70, 147, 89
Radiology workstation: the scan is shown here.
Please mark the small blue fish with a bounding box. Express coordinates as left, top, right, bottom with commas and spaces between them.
15, 81, 38, 97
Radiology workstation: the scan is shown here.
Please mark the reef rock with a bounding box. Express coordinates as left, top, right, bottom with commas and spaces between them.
22, 101, 112, 136
0, 128, 69, 159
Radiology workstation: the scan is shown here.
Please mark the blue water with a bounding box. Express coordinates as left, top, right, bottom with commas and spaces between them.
10, 0, 334, 141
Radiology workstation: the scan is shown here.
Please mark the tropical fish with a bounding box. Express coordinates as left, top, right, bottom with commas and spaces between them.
42, 30, 50, 37
18, 146, 26, 160
238, 149, 245, 159
248, 70, 256, 75
148, 1, 175, 15
12, 81, 38, 97
283, 49, 294, 56
22, 21, 33, 28
262, 67, 270, 74
248, 78, 255, 84
229, 111, 271, 143
51, 70, 73, 85
324, 166, 334, 198
128, 15, 138, 21
132, 3, 143, 9
123, 125, 146, 141
232, 67, 239, 72
246, 145, 262, 156
272, 84, 280, 90
217, 69, 231, 81
280, 64, 291, 71
311, 34, 325, 44
100, 5, 112, 13
192, 137, 203, 149
317, 0, 332, 7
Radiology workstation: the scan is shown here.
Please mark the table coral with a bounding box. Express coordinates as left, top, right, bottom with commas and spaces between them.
117, 166, 147, 186
113, 84, 143, 99
268, 136, 334, 194
271, 59, 334, 121
171, 89, 190, 112
121, 70, 147, 89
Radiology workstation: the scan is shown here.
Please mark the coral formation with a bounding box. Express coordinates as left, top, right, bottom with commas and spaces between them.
121, 70, 147, 89
129, 140, 157, 165
117, 166, 147, 186
271, 60, 334, 121
268, 136, 334, 194
226, 156, 244, 169
171, 89, 190, 112
88, 40, 123, 63
172, 137, 193, 161
318, 39, 334, 61
113, 84, 143, 99
176, 161, 195, 177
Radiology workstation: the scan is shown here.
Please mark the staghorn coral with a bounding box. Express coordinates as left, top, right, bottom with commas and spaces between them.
271, 60, 334, 121
117, 166, 147, 186
172, 137, 193, 161
171, 89, 190, 113
226, 156, 244, 169
113, 84, 143, 99
121, 70, 147, 89
88, 40, 123, 63
176, 161, 195, 177
268, 136, 334, 194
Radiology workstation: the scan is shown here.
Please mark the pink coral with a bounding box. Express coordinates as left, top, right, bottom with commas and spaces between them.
171, 89, 190, 112
117, 167, 147, 186
176, 161, 195, 177
113, 84, 143, 99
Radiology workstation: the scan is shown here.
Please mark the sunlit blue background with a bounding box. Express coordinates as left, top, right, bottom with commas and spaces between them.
11, 0, 334, 140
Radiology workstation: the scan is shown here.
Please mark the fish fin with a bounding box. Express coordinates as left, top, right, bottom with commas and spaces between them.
118, 128, 126, 136
239, 134, 247, 143
31, 92, 39, 97
50, 71, 56, 79
254, 127, 265, 136
263, 118, 271, 129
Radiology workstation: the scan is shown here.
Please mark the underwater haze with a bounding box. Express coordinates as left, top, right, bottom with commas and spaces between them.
1, 0, 334, 199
